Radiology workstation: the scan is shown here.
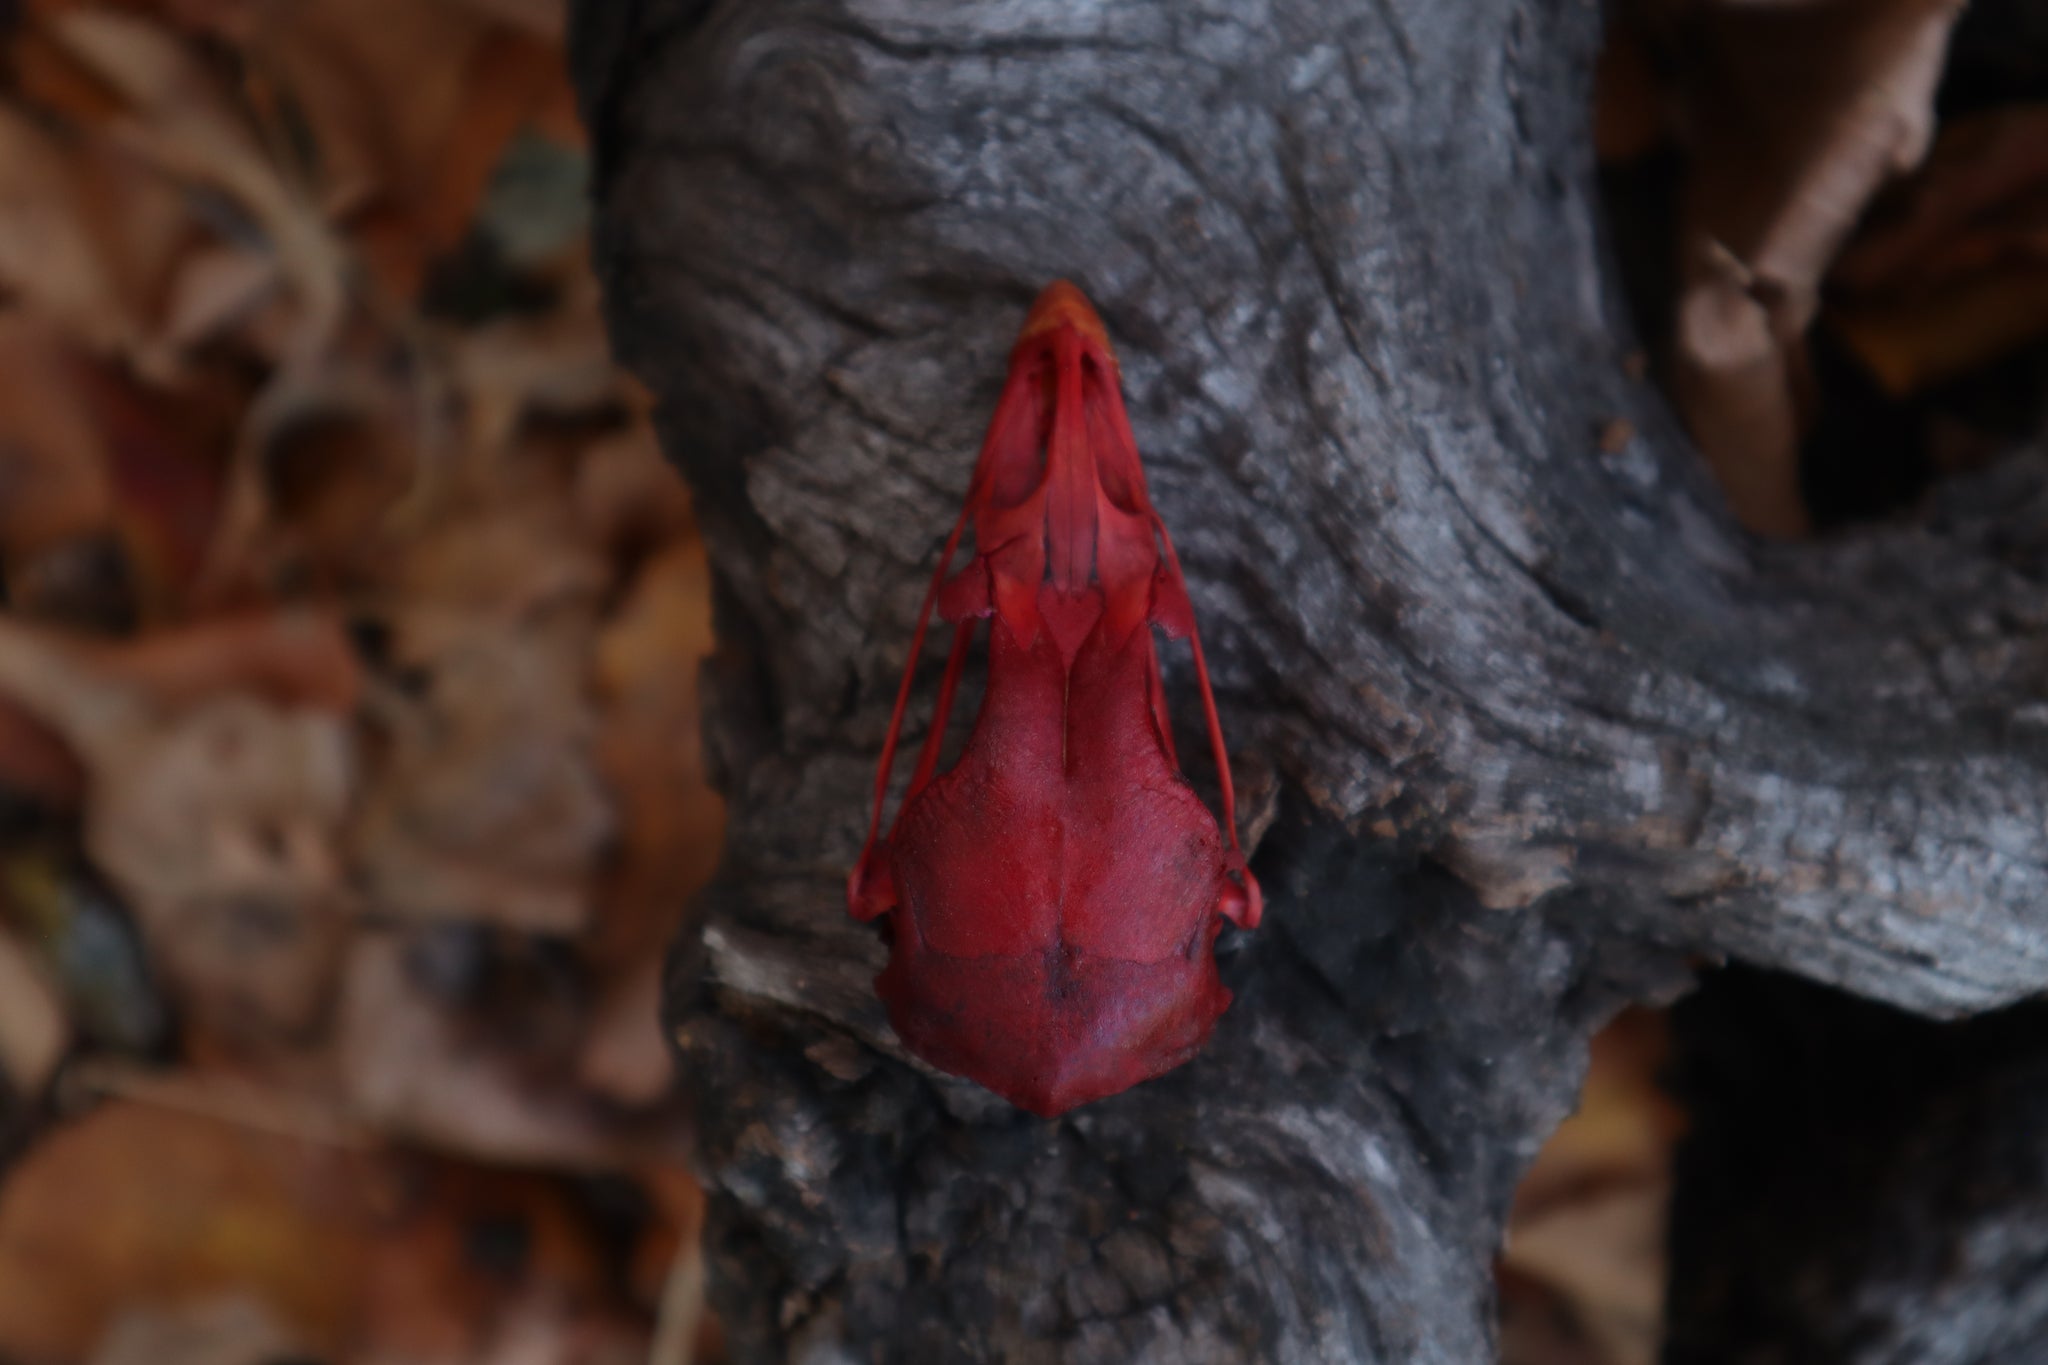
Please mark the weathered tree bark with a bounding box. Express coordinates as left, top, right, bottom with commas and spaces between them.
570, 0, 2048, 1358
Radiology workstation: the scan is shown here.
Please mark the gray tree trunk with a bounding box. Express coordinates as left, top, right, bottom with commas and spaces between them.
570, 0, 2048, 1358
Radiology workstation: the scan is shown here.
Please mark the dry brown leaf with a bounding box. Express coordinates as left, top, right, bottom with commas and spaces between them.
1504, 1008, 1683, 1365
162, 244, 282, 350
155, 0, 265, 40
459, 1301, 649, 1365
251, 0, 570, 301
9, 15, 132, 124
391, 485, 610, 618
1825, 105, 2048, 395
252, 0, 487, 216
0, 307, 242, 621
48, 7, 349, 365
82, 611, 365, 713
1511, 1008, 1682, 1225
92, 696, 353, 1039
353, 1154, 650, 1362
352, 615, 609, 934
580, 518, 718, 1108
0, 698, 85, 804
88, 364, 243, 615
1833, 104, 2048, 294
336, 933, 633, 1168
1656, 0, 1966, 535
0, 166, 263, 616
1674, 0, 1963, 309
197, 365, 421, 604
89, 1295, 306, 1365
0, 616, 357, 1039
440, 0, 567, 42
577, 957, 672, 1108
0, 107, 191, 378
1593, 28, 1668, 166
1503, 1191, 1668, 1365
1670, 242, 1808, 536
590, 535, 721, 951
1499, 1264, 1615, 1365
0, 929, 68, 1096
0, 4, 719, 1355
574, 418, 697, 557
349, 482, 612, 932
0, 1094, 652, 1361
0, 609, 359, 809
0, 316, 116, 570
1830, 267, 2048, 398
65, 1058, 372, 1149
451, 279, 623, 457
0, 1100, 378, 1360
104, 701, 353, 1037
416, 28, 577, 249
0, 607, 364, 723
633, 1164, 707, 1303
644, 1162, 714, 1365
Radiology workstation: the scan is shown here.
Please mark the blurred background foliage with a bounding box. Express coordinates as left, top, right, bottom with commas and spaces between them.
0, 2, 722, 1361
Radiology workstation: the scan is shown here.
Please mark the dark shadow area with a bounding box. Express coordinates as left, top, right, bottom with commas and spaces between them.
1665, 966, 2048, 1365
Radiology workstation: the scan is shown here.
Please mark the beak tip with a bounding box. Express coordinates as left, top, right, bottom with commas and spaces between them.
1021, 279, 1113, 356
